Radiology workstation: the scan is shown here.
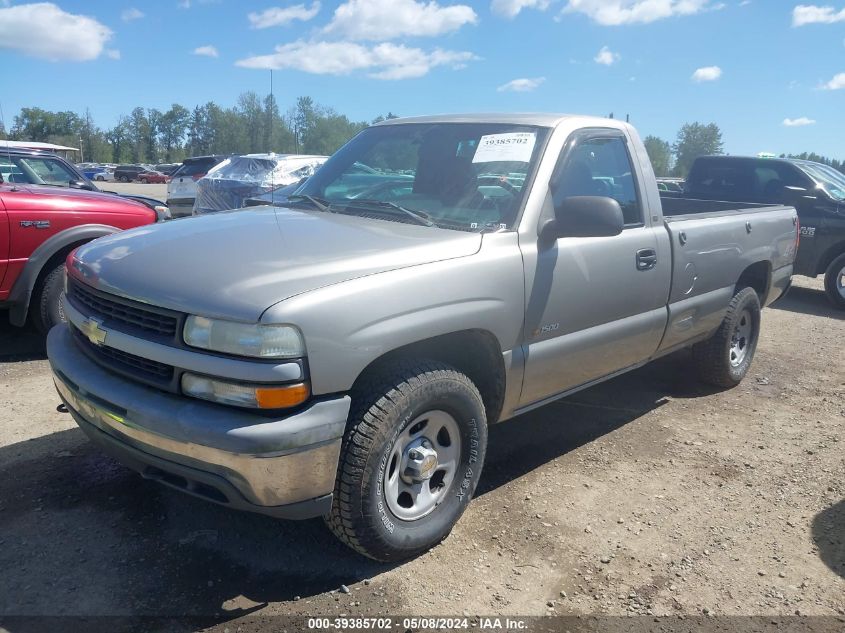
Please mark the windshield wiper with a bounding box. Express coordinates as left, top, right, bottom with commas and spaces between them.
286, 194, 331, 212
343, 199, 435, 227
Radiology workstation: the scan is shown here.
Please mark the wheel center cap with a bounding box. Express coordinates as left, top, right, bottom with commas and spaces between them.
402, 440, 438, 483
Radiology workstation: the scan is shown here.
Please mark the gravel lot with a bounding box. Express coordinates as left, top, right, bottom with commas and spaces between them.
99, 181, 167, 202
0, 277, 842, 627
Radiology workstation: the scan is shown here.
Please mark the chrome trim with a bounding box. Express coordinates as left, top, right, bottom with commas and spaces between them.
53, 367, 344, 507
63, 295, 303, 383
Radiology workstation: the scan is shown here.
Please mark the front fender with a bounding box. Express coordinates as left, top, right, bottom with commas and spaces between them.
9, 224, 118, 326
260, 232, 526, 396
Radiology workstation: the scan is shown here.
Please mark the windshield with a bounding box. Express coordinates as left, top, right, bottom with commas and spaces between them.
296, 123, 549, 231
0, 155, 82, 187
797, 162, 845, 202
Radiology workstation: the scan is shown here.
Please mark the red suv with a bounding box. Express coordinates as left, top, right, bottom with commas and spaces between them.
1, 149, 166, 332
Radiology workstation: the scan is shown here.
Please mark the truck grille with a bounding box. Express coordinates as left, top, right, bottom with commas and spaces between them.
71, 326, 174, 384
69, 280, 179, 337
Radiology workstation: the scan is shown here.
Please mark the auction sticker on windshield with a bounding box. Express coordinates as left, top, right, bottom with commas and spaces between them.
472, 132, 536, 164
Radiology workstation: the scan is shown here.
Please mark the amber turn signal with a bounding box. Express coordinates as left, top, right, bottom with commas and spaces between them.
255, 382, 310, 409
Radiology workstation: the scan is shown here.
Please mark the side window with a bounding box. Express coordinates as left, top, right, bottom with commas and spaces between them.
554, 136, 643, 226
21, 158, 77, 186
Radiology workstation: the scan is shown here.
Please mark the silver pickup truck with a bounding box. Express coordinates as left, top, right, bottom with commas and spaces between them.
47, 114, 798, 562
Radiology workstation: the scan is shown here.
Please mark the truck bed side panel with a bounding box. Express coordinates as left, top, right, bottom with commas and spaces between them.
658, 205, 796, 353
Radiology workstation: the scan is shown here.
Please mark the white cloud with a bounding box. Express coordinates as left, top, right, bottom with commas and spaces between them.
236, 40, 477, 80
106, 49, 121, 60
121, 7, 144, 22
497, 77, 545, 91
792, 4, 845, 26
560, 0, 711, 25
783, 117, 816, 127
692, 65, 722, 81
323, 0, 477, 40
594, 45, 620, 65
821, 72, 845, 89
193, 45, 219, 57
248, 3, 321, 29
491, 0, 550, 18
0, 2, 113, 61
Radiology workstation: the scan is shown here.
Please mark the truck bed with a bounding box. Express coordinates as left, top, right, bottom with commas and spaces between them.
654, 194, 797, 355
660, 193, 774, 218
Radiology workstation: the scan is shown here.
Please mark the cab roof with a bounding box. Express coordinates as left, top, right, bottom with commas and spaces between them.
371, 113, 620, 129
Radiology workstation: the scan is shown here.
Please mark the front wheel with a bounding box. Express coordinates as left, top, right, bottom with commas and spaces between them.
32, 263, 66, 334
823, 253, 845, 310
326, 360, 488, 562
692, 287, 761, 388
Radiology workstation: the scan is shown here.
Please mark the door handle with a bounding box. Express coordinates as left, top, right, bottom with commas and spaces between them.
636, 248, 658, 271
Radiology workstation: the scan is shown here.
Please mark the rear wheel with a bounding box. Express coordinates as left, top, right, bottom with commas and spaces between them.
823, 253, 845, 310
139, 178, 148, 184
692, 287, 761, 388
119, 175, 129, 183
326, 360, 487, 562
32, 263, 66, 334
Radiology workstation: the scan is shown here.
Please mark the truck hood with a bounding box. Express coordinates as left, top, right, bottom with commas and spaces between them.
1, 183, 150, 211
71, 206, 482, 322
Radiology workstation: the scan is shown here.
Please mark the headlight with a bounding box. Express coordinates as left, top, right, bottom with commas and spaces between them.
181, 373, 309, 409
183, 316, 305, 358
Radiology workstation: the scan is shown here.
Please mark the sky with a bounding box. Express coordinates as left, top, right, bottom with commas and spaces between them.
0, 0, 843, 158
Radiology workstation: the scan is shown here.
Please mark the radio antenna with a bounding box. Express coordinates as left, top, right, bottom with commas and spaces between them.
0, 102, 14, 189
270, 69, 275, 207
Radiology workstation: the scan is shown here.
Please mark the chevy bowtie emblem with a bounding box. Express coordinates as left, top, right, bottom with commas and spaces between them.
79, 317, 108, 346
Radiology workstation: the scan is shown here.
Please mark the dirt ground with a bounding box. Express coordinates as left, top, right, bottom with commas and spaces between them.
100, 181, 167, 201
0, 277, 842, 629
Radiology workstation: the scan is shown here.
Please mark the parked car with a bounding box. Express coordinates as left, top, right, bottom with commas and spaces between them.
193, 153, 327, 214
137, 169, 169, 184
93, 169, 115, 182
656, 178, 684, 193
0, 148, 169, 216
683, 155, 845, 308
0, 173, 166, 332
113, 165, 148, 183
48, 114, 798, 561
166, 155, 227, 217
155, 163, 181, 176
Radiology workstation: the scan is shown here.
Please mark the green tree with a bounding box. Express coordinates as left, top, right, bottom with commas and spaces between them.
159, 104, 190, 161
106, 117, 130, 163
673, 122, 723, 177
643, 135, 673, 177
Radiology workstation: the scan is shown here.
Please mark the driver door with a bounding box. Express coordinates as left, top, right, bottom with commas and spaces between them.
520, 129, 669, 405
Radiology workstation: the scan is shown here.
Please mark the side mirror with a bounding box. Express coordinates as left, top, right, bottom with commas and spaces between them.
541, 196, 625, 244
70, 180, 96, 191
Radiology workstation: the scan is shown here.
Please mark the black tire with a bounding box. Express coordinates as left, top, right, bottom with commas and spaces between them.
823, 253, 845, 310
32, 264, 67, 334
326, 360, 488, 562
119, 176, 129, 183
692, 287, 761, 388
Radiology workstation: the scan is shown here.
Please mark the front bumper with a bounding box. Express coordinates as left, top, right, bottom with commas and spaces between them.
47, 324, 350, 519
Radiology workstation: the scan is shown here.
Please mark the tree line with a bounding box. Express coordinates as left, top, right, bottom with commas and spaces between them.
1, 101, 842, 178
1, 93, 397, 165
644, 123, 845, 178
